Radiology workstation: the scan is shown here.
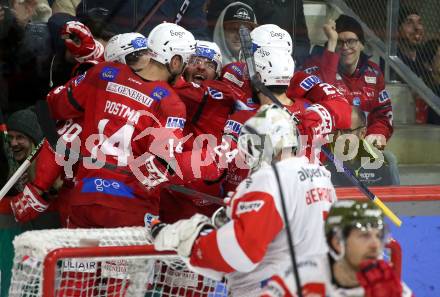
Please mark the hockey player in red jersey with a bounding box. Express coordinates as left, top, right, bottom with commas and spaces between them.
44, 23, 197, 228
260, 200, 413, 297
9, 21, 109, 225
221, 45, 313, 193
300, 15, 393, 149
153, 104, 337, 296
160, 40, 249, 223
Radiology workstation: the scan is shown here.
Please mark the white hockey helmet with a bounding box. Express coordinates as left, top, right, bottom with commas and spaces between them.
251, 24, 293, 54
254, 47, 295, 86
193, 40, 223, 74
238, 104, 298, 170
104, 32, 148, 64
147, 23, 196, 65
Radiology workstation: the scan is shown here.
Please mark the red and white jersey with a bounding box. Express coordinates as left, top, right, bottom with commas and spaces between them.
300, 50, 393, 140
189, 156, 337, 296
261, 254, 414, 297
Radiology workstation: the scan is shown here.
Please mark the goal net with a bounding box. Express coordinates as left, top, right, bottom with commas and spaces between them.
9, 227, 227, 297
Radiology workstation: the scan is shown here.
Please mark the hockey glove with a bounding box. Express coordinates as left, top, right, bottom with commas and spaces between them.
153, 214, 214, 257
356, 259, 402, 297
10, 183, 50, 223
61, 21, 104, 63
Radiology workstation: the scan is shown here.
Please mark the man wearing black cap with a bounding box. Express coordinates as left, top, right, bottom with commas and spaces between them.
213, 1, 257, 64
301, 15, 394, 151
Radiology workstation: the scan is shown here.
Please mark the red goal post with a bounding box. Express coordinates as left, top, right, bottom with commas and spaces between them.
9, 227, 227, 297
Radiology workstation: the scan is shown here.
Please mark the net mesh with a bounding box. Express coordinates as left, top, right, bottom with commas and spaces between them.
9, 228, 227, 297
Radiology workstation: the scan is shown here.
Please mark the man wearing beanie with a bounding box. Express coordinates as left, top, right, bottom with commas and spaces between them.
301, 15, 393, 150
6, 108, 43, 164
300, 14, 399, 185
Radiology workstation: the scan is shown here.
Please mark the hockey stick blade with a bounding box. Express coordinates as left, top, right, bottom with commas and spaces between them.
238, 25, 401, 227
166, 184, 225, 206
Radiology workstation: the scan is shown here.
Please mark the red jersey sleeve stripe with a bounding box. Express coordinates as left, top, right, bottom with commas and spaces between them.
217, 221, 259, 272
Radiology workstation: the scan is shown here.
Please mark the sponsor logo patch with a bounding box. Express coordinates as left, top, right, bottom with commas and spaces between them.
364, 76, 377, 84
223, 72, 244, 87
208, 87, 223, 100
106, 82, 154, 107
224, 120, 242, 135
236, 200, 265, 215
298, 167, 330, 182
299, 75, 321, 91
352, 96, 361, 106
303, 66, 319, 74
150, 87, 169, 102
378, 90, 390, 103
231, 64, 243, 76
81, 178, 134, 198
131, 37, 147, 49
165, 117, 186, 129
100, 66, 120, 81
74, 73, 86, 86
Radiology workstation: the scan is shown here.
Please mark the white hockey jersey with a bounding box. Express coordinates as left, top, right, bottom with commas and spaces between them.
260, 254, 414, 297
189, 156, 337, 296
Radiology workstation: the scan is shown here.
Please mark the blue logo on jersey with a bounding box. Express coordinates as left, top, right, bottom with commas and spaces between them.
353, 96, 361, 106
131, 37, 147, 49
303, 66, 319, 74
378, 90, 390, 103
230, 64, 243, 76
299, 75, 321, 91
208, 87, 223, 100
74, 72, 86, 86
224, 120, 242, 135
165, 117, 186, 129
150, 87, 169, 102
81, 178, 134, 198
100, 66, 120, 81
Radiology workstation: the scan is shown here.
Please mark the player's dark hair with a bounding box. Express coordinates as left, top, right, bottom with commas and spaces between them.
267, 85, 288, 95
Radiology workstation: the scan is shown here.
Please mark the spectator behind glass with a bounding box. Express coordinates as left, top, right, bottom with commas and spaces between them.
207, 0, 310, 67
47, 9, 114, 87
212, 2, 257, 65
51, 0, 80, 16
74, 0, 210, 40
421, 39, 440, 124
326, 106, 400, 186
301, 15, 394, 150
391, 5, 427, 80
0, 1, 52, 114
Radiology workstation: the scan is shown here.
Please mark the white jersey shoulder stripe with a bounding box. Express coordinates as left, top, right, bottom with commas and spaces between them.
216, 221, 258, 273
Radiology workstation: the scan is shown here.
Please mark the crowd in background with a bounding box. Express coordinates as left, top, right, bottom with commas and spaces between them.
0, 0, 435, 296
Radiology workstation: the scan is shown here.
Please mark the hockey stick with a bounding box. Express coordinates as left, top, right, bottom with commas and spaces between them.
238, 25, 402, 227
166, 184, 226, 206
134, 0, 167, 32
0, 105, 47, 201
0, 140, 44, 201
272, 162, 303, 297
